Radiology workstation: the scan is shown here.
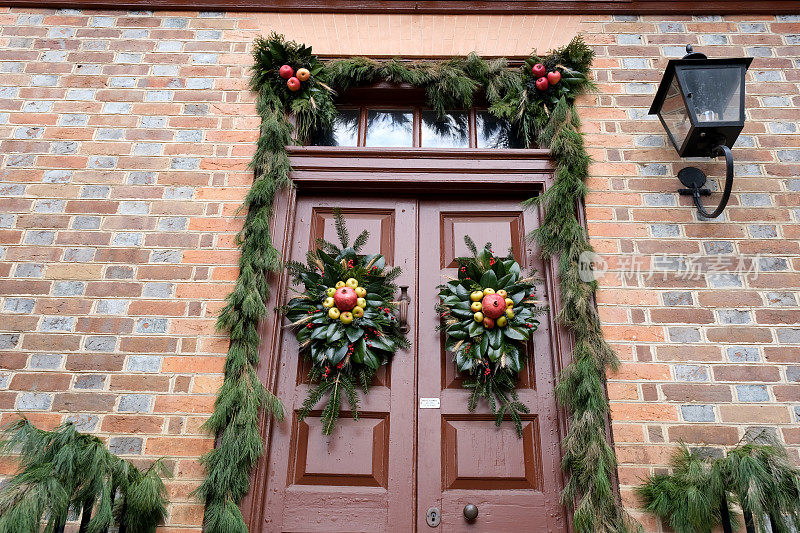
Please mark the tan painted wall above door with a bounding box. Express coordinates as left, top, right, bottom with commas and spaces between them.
248, 13, 584, 57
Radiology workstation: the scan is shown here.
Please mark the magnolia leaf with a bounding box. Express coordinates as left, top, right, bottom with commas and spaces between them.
497, 273, 514, 289
325, 322, 338, 342
488, 327, 502, 348
480, 333, 489, 355
480, 269, 497, 289
346, 326, 364, 343
448, 329, 468, 340
352, 337, 366, 364
331, 343, 348, 364
455, 283, 470, 300
362, 349, 380, 369
504, 327, 529, 341
467, 321, 483, 338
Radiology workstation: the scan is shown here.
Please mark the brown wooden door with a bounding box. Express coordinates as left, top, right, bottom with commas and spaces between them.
260, 193, 566, 532
263, 195, 418, 531
417, 198, 567, 532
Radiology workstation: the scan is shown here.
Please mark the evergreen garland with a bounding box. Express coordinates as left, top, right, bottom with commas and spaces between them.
436, 237, 541, 436
0, 418, 169, 533
284, 210, 409, 435
203, 32, 632, 532
638, 442, 800, 533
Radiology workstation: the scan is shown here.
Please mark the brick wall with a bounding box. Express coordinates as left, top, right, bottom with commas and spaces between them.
0, 8, 797, 531
579, 14, 800, 530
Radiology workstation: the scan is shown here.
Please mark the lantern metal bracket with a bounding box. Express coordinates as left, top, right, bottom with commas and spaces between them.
677, 144, 734, 219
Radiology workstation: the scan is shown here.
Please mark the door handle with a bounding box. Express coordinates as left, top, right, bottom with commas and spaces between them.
397, 285, 410, 334
463, 503, 478, 521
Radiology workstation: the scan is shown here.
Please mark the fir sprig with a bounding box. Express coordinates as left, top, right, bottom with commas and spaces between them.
0, 419, 169, 533
638, 442, 800, 533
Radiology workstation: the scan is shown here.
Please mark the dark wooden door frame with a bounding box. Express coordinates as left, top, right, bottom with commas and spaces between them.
239, 146, 578, 531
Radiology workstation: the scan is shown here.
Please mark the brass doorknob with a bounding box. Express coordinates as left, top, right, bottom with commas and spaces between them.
463, 504, 478, 521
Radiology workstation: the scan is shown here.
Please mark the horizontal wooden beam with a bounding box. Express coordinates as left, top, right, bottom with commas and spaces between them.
4, 0, 799, 14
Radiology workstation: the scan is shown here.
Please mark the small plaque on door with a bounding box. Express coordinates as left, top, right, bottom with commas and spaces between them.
419, 397, 440, 409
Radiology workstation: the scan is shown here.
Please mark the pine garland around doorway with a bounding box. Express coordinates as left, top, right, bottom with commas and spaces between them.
197, 33, 635, 533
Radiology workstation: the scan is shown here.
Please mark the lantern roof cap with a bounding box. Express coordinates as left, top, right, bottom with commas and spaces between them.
649, 56, 753, 115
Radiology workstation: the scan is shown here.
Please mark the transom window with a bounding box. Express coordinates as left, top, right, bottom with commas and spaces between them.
312, 107, 525, 149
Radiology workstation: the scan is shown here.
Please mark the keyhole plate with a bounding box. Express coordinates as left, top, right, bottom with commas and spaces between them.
426, 507, 441, 527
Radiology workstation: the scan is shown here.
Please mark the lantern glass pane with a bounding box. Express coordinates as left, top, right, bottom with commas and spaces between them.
658, 75, 691, 149
420, 110, 469, 148
681, 66, 743, 123
365, 110, 413, 147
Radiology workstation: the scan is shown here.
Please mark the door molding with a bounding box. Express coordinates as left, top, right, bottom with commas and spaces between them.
240, 147, 576, 531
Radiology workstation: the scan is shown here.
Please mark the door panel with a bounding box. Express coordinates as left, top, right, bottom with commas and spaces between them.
263, 196, 416, 532
417, 198, 567, 532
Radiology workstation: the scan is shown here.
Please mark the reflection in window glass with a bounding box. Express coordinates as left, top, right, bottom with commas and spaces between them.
365, 110, 413, 147
312, 109, 360, 146
476, 111, 525, 149
421, 110, 469, 148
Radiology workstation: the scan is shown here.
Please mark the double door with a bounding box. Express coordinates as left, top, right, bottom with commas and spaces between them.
260, 194, 567, 532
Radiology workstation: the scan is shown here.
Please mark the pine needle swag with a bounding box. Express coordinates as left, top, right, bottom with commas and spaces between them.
436, 237, 541, 437
0, 418, 169, 533
285, 210, 409, 435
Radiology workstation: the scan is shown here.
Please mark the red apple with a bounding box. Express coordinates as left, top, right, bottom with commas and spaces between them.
334, 287, 357, 311
481, 293, 507, 320
531, 63, 546, 78
482, 317, 495, 329
535, 77, 549, 91
279, 65, 294, 79
287, 76, 301, 92
547, 70, 561, 85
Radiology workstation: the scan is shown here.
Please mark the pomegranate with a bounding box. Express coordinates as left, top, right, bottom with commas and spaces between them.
481, 293, 506, 320
334, 287, 357, 311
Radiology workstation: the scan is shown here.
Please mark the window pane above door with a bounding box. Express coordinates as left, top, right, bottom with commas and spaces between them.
313, 109, 360, 147
420, 110, 469, 148
365, 110, 414, 147
476, 110, 525, 149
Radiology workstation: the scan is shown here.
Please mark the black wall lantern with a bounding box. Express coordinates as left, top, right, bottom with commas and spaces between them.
649, 45, 752, 218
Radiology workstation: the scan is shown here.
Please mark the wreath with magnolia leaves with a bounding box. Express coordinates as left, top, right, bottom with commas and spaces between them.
284, 212, 409, 435
437, 237, 541, 436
